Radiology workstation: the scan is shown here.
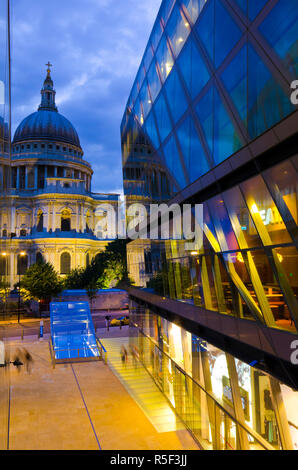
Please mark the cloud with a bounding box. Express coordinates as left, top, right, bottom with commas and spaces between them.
11, 0, 161, 193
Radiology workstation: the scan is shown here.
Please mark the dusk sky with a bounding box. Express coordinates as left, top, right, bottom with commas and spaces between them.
10, 0, 161, 195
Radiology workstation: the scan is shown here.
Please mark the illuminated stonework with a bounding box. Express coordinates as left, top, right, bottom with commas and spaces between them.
0, 68, 119, 287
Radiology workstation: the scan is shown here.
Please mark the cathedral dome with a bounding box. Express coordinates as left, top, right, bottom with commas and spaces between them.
12, 64, 82, 150
13, 110, 81, 148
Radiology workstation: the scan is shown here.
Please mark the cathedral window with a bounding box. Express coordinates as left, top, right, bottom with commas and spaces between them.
57, 167, 64, 177
36, 252, 44, 264
61, 209, 71, 232
60, 252, 71, 275
17, 254, 28, 275
37, 210, 44, 232
37, 166, 45, 189
19, 167, 26, 189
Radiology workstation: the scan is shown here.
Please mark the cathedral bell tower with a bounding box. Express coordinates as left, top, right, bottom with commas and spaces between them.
38, 62, 58, 112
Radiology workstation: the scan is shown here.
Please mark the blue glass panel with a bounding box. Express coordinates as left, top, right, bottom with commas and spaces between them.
163, 136, 187, 188
151, 19, 163, 52
259, 0, 298, 76
195, 0, 214, 63
166, 3, 191, 57
178, 34, 210, 99
154, 92, 172, 142
136, 64, 146, 89
164, 67, 188, 123
214, 0, 242, 67
160, 0, 176, 26
144, 110, 160, 150
232, 0, 267, 20
207, 196, 239, 251
177, 115, 210, 182
133, 96, 143, 125
195, 87, 214, 159
213, 86, 243, 165
233, 0, 247, 15
147, 59, 161, 102
220, 44, 247, 124
143, 44, 154, 72
140, 80, 152, 119
248, 0, 268, 21
247, 44, 295, 139
182, 0, 207, 24
156, 35, 174, 82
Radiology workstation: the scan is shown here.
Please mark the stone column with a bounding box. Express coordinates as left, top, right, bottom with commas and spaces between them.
52, 204, 56, 232
34, 167, 38, 189
16, 167, 20, 190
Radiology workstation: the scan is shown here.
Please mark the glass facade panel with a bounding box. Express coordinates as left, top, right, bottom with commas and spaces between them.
220, 44, 247, 124
259, 0, 298, 75
178, 34, 210, 99
154, 92, 172, 142
214, 0, 242, 68
207, 196, 239, 251
241, 174, 293, 246
156, 35, 174, 83
234, 0, 268, 21
213, 86, 243, 164
166, 3, 191, 57
144, 109, 160, 150
139, 80, 152, 120
164, 68, 188, 123
247, 44, 294, 139
129, 310, 295, 449
223, 186, 262, 249
147, 59, 161, 103
262, 160, 298, 239
195, 87, 214, 162
151, 19, 163, 52
176, 115, 210, 182
163, 135, 187, 188
195, 0, 215, 64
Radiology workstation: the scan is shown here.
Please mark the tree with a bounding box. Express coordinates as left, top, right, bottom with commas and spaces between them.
63, 239, 131, 290
21, 262, 63, 302
63, 267, 85, 290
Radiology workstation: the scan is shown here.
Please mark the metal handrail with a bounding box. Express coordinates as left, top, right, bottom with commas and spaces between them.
96, 337, 107, 364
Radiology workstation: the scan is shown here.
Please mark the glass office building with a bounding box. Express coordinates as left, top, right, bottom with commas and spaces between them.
121, 0, 298, 450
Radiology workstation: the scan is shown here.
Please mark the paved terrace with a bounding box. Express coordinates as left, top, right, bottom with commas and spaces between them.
2, 335, 198, 451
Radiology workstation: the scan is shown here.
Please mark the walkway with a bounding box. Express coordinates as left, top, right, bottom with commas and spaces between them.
100, 336, 186, 434
3, 338, 198, 450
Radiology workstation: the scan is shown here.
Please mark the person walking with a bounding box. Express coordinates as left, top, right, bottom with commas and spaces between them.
22, 348, 33, 373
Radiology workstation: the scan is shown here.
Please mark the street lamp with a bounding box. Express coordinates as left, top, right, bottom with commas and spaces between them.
18, 251, 26, 324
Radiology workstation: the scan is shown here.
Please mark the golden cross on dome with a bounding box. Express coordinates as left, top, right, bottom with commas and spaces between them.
46, 62, 53, 75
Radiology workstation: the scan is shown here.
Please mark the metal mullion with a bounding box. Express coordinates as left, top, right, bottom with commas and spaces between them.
260, 168, 298, 246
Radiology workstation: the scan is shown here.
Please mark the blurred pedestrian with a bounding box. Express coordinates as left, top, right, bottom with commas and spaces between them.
22, 348, 33, 373
12, 348, 23, 372
120, 345, 127, 366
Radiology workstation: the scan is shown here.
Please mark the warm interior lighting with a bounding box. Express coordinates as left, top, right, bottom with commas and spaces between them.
190, 251, 198, 256
251, 203, 259, 214
236, 252, 244, 263
277, 253, 283, 263
1, 252, 7, 256
20, 251, 26, 256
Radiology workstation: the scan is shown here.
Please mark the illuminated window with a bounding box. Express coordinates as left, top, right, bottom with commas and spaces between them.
60, 252, 71, 275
